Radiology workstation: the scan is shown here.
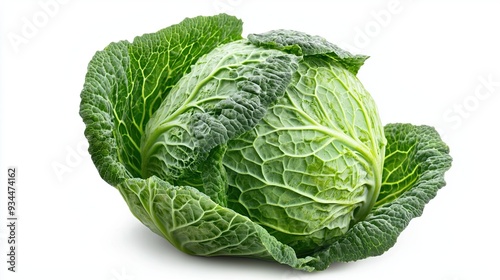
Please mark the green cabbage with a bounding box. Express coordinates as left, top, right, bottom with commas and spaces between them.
80, 14, 452, 271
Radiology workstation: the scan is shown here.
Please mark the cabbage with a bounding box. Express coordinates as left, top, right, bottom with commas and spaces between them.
80, 14, 452, 271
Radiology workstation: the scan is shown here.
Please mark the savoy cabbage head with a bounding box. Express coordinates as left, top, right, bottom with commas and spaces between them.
80, 14, 452, 271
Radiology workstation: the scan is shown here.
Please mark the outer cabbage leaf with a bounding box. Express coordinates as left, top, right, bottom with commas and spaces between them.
248, 29, 368, 74
308, 124, 452, 269
79, 14, 243, 186
117, 176, 318, 272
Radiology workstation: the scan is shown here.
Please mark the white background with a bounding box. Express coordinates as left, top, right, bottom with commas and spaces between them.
1, 1, 499, 279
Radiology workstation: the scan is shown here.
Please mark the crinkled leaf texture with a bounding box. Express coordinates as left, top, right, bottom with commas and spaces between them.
80, 14, 243, 185
308, 124, 452, 269
80, 14, 452, 272
116, 123, 451, 271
